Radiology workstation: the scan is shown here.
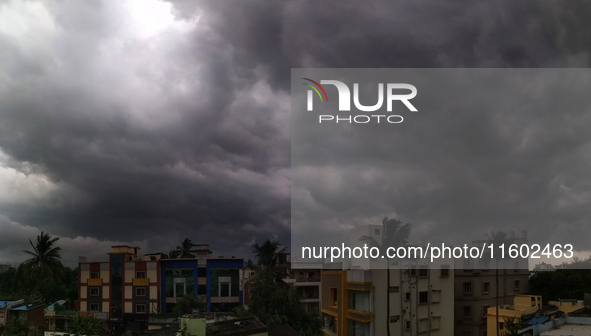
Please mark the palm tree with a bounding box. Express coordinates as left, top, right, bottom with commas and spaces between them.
486, 231, 513, 336
168, 249, 181, 259
359, 217, 411, 336
176, 238, 197, 258
20, 231, 64, 292
252, 239, 287, 267
250, 239, 289, 283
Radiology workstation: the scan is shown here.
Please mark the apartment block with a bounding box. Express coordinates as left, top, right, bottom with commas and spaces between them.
78, 245, 243, 327
454, 231, 530, 336
320, 224, 455, 336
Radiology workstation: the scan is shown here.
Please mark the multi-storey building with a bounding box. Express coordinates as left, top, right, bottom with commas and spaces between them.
78, 245, 243, 328
290, 257, 321, 314
454, 231, 530, 336
320, 225, 455, 336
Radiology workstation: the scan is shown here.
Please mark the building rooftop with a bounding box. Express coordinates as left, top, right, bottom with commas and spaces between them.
208, 316, 267, 336
0, 300, 16, 309
45, 300, 67, 312
542, 324, 591, 335
10, 303, 45, 311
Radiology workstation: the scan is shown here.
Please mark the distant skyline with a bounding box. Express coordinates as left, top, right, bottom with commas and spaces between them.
2, 0, 591, 267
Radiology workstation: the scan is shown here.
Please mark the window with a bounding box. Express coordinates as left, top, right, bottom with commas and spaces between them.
482, 330, 487, 336
250, 271, 255, 277
389, 286, 399, 293
514, 280, 520, 291
375, 229, 380, 235
405, 320, 411, 330
150, 256, 156, 261
419, 291, 428, 304
418, 266, 428, 277
329, 288, 338, 308
90, 287, 100, 296
419, 318, 428, 333
136, 287, 146, 296
390, 315, 400, 323
431, 316, 441, 330
136, 271, 146, 278
463, 306, 472, 318
299, 272, 304, 279
136, 304, 146, 313
440, 266, 449, 277
308, 272, 315, 279
483, 305, 489, 318
463, 282, 472, 295
90, 272, 99, 279
405, 292, 411, 301
482, 282, 490, 294
499, 322, 504, 331
431, 290, 441, 303
409, 265, 417, 276
89, 303, 99, 312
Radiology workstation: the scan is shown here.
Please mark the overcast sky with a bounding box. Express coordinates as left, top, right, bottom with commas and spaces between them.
1, 0, 591, 267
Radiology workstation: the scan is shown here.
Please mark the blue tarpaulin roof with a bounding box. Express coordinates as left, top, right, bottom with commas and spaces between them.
527, 316, 549, 325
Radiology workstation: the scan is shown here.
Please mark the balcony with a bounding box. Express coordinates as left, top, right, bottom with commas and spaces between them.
87, 278, 102, 286
133, 278, 150, 286
347, 310, 372, 323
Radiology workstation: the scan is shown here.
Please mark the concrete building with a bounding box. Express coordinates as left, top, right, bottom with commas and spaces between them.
485, 295, 584, 336
45, 300, 77, 331
454, 230, 530, 336
291, 257, 322, 314
320, 224, 455, 336
78, 245, 244, 328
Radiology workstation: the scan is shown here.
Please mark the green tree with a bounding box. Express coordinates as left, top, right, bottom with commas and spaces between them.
20, 232, 64, 292
250, 239, 289, 283
66, 316, 105, 336
501, 314, 526, 336
359, 217, 411, 336
249, 266, 321, 336
172, 291, 206, 315
5, 317, 30, 336
248, 239, 321, 336
176, 238, 197, 258
168, 250, 180, 259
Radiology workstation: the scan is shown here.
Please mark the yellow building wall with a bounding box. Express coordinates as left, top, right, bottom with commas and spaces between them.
102, 302, 110, 313
100, 270, 109, 280
125, 286, 133, 299
80, 270, 89, 283
80, 286, 87, 299
125, 269, 135, 280
79, 301, 87, 312
124, 302, 133, 314
103, 285, 110, 299
147, 269, 158, 281
150, 286, 157, 299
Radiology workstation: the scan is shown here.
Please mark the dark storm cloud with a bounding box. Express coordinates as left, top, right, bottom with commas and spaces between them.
1, 0, 591, 264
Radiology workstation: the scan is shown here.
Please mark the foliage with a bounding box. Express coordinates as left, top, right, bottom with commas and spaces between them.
249, 239, 289, 284
4, 317, 30, 336
121, 330, 134, 336
167, 238, 199, 259
0, 232, 77, 304
172, 292, 206, 315
501, 315, 526, 336
248, 266, 321, 336
21, 232, 64, 287
66, 316, 105, 336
